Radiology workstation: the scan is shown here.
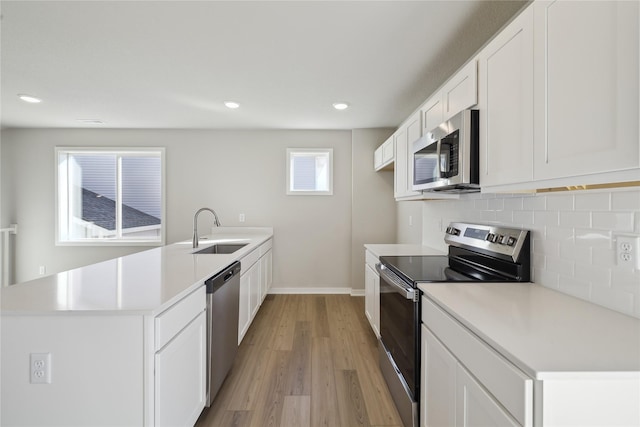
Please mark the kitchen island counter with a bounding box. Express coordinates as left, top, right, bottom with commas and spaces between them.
1, 227, 273, 315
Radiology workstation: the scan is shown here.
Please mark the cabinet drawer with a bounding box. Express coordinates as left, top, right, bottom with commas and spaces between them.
422, 296, 533, 426
240, 248, 260, 273
365, 250, 379, 270
155, 286, 206, 351
259, 239, 273, 256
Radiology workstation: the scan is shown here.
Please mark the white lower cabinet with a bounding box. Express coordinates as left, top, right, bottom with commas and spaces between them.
153, 285, 207, 427
422, 325, 518, 427
154, 310, 206, 427
238, 238, 273, 344
421, 326, 456, 427
261, 248, 273, 302
456, 364, 519, 427
421, 296, 532, 427
364, 250, 380, 337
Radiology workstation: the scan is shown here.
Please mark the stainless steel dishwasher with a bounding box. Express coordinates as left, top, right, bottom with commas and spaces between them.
205, 261, 241, 407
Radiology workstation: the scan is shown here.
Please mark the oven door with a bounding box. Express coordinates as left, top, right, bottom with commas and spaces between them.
376, 263, 420, 427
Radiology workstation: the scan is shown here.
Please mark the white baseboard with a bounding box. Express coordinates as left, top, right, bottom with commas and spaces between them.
268, 287, 365, 296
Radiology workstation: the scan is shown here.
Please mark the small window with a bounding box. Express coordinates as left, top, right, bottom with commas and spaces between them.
286, 148, 333, 196
56, 147, 165, 245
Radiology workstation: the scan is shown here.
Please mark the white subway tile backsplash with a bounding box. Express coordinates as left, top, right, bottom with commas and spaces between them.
534, 210, 559, 227
546, 194, 574, 211
547, 257, 575, 276
592, 212, 635, 232
559, 242, 591, 262
504, 197, 524, 211
574, 191, 610, 211
591, 247, 616, 268
545, 226, 574, 242
533, 238, 559, 256
475, 199, 489, 211
421, 187, 640, 318
612, 190, 640, 211
523, 195, 546, 211
495, 210, 514, 223
591, 284, 635, 316
574, 263, 609, 285
534, 267, 559, 289
575, 228, 611, 248
558, 275, 591, 300
512, 210, 534, 225
559, 211, 591, 228
488, 198, 504, 211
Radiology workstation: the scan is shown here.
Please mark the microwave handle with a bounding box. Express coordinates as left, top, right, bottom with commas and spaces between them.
436, 140, 444, 178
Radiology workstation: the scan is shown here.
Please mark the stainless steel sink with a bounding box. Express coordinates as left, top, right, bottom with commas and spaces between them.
193, 243, 248, 255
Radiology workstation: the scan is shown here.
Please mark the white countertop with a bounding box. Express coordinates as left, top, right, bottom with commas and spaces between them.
419, 282, 640, 380
364, 243, 445, 257
1, 227, 273, 316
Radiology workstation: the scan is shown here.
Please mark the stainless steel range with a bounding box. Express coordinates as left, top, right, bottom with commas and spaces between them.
376, 222, 531, 427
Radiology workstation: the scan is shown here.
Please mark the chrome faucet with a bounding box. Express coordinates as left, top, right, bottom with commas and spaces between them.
192, 207, 221, 248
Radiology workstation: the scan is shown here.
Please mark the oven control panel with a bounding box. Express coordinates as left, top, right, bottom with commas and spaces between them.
445, 222, 529, 262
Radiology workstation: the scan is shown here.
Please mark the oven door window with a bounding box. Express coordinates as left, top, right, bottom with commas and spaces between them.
414, 141, 440, 185
379, 274, 419, 398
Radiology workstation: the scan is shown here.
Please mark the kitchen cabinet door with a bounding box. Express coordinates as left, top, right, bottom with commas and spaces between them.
456, 364, 519, 427
238, 270, 250, 344
478, 5, 534, 187
421, 94, 443, 135
421, 326, 456, 427
155, 311, 206, 427
249, 260, 262, 319
374, 135, 395, 171
395, 112, 423, 200
261, 249, 272, 302
441, 60, 478, 121
364, 263, 380, 337
533, 0, 639, 181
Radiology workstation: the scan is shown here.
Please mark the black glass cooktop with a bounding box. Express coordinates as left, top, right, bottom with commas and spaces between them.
380, 255, 472, 284
379, 255, 513, 286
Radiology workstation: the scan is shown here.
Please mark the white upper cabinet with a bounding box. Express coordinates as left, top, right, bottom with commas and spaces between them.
394, 111, 424, 199
374, 135, 395, 171
532, 0, 640, 182
478, 5, 534, 187
441, 60, 478, 121
421, 94, 444, 135
421, 61, 478, 136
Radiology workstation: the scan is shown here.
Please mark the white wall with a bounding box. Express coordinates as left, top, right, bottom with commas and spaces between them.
418, 189, 640, 319
351, 128, 396, 291
1, 128, 390, 292
396, 200, 423, 244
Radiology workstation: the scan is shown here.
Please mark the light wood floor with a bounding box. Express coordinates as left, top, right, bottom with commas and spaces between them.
195, 294, 403, 427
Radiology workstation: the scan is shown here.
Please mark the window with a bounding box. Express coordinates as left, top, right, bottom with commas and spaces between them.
56, 147, 165, 245
286, 148, 333, 195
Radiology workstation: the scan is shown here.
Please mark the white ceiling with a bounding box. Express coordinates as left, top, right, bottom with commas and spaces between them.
0, 1, 526, 130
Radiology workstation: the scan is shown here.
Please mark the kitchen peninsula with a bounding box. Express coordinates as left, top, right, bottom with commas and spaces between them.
1, 227, 273, 427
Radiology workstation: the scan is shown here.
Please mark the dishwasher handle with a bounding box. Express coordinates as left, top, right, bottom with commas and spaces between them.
206, 261, 241, 294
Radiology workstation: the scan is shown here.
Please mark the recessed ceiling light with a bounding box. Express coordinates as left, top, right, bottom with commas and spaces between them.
332, 102, 349, 110
77, 119, 104, 125
18, 94, 42, 103
224, 101, 240, 109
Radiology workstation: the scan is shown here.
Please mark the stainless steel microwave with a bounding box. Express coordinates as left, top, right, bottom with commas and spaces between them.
411, 109, 480, 193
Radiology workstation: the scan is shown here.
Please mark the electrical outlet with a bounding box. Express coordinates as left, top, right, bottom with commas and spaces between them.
38, 266, 46, 275
30, 353, 51, 384
615, 235, 640, 269
239, 213, 245, 223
